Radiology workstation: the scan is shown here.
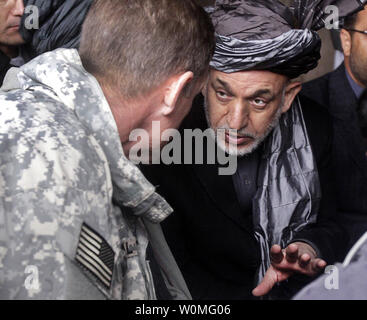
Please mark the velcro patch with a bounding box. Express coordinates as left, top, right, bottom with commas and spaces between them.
75, 223, 115, 289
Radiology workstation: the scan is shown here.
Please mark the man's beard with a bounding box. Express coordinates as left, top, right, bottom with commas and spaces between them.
350, 50, 367, 88
204, 97, 283, 157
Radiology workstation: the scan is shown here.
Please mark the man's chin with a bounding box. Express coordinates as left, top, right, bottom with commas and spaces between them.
217, 138, 259, 157
2, 33, 25, 46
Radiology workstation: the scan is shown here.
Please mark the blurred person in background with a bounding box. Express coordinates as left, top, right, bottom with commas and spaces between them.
0, 0, 25, 85
1, 0, 93, 87
301, 4, 367, 249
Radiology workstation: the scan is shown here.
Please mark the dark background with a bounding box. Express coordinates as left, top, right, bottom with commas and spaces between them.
197, 0, 214, 7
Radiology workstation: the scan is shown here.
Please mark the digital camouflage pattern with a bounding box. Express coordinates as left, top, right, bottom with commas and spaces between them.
0, 48, 173, 300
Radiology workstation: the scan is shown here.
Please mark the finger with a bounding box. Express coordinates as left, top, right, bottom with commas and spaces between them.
270, 245, 283, 264
316, 259, 327, 270
252, 267, 278, 297
285, 243, 299, 264
299, 253, 311, 269
311, 258, 327, 273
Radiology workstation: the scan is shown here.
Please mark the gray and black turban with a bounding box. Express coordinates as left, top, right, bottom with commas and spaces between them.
210, 0, 367, 78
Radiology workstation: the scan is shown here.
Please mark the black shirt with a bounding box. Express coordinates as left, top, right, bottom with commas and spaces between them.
0, 50, 11, 87
232, 148, 261, 214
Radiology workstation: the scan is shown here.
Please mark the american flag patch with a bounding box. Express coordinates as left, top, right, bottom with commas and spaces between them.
75, 223, 115, 289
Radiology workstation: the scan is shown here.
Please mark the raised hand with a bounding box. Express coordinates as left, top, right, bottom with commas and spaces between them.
252, 242, 327, 297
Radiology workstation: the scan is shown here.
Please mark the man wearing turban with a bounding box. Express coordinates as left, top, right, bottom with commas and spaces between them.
142, 0, 366, 299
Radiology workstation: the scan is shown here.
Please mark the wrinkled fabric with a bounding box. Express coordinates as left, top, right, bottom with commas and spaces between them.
291, 0, 367, 30
0, 48, 174, 299
253, 98, 321, 284
213, 0, 367, 34
20, 0, 93, 61
211, 29, 321, 78
212, 0, 293, 41
210, 0, 367, 77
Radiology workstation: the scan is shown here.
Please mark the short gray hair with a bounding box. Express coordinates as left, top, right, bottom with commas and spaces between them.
79, 0, 215, 98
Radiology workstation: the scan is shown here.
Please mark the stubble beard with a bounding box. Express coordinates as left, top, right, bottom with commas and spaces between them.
350, 48, 367, 88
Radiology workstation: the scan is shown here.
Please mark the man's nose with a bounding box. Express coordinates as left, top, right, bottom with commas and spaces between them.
227, 101, 249, 130
12, 0, 25, 16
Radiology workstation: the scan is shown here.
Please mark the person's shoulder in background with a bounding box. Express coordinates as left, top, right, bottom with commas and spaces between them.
294, 232, 367, 300
298, 93, 334, 164
301, 68, 340, 110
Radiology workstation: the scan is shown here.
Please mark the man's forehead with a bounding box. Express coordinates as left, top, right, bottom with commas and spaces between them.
210, 69, 285, 94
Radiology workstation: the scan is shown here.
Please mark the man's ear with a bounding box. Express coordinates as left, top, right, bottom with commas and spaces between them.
340, 29, 352, 57
162, 71, 194, 116
201, 81, 208, 98
281, 81, 302, 113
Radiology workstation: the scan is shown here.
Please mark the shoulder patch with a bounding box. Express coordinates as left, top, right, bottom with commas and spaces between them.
75, 223, 115, 289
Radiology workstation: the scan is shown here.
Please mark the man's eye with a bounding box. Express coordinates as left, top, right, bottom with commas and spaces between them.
253, 98, 266, 107
216, 91, 230, 100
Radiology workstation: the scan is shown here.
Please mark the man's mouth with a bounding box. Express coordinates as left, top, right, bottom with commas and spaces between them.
7, 19, 21, 31
224, 132, 254, 145
7, 25, 20, 32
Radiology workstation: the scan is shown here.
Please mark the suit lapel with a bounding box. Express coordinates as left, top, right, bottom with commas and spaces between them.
328, 65, 367, 180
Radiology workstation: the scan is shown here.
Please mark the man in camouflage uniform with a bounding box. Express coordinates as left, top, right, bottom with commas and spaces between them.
0, 0, 214, 299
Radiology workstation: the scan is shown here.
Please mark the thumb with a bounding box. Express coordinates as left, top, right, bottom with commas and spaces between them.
252, 268, 278, 297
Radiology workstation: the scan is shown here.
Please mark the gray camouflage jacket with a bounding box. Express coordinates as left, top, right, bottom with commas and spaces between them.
0, 48, 191, 300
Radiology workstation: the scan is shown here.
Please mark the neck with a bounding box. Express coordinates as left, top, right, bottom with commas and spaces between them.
0, 45, 19, 58
100, 82, 159, 152
102, 86, 142, 141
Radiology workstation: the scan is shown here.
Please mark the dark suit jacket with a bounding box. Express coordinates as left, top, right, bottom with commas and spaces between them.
301, 64, 367, 247
141, 94, 347, 300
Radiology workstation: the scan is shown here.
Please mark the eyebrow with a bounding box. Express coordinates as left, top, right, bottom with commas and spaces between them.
247, 89, 274, 100
215, 78, 275, 99
215, 78, 235, 96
